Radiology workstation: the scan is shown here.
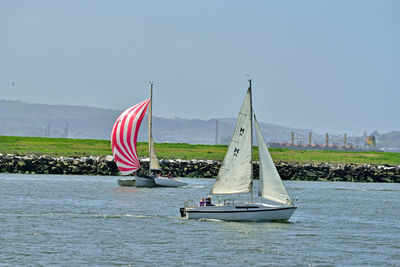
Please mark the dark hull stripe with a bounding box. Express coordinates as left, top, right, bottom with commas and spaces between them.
187, 206, 297, 214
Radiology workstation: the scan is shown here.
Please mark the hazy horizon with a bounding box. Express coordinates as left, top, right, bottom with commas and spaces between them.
1, 1, 399, 136
1, 98, 398, 139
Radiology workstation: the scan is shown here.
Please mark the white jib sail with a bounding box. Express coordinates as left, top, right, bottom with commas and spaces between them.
150, 135, 161, 171
210, 88, 252, 195
254, 116, 291, 204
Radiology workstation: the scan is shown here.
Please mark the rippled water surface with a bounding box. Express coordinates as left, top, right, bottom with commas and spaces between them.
1, 174, 399, 266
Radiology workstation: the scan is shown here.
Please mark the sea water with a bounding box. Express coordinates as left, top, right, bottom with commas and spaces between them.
0, 174, 399, 266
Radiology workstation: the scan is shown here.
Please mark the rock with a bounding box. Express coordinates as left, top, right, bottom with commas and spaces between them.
104, 155, 114, 162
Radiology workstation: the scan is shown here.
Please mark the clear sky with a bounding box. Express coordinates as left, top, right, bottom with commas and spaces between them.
1, 0, 399, 136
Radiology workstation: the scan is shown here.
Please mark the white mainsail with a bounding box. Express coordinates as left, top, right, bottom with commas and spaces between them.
150, 135, 161, 171
254, 116, 291, 204
210, 88, 253, 195
147, 82, 161, 173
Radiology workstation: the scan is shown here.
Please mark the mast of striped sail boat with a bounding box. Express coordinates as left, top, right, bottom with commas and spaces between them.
148, 82, 153, 174
148, 82, 161, 174
133, 82, 160, 187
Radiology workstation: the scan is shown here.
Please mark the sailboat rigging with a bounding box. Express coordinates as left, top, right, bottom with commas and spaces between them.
181, 79, 296, 221
134, 82, 161, 187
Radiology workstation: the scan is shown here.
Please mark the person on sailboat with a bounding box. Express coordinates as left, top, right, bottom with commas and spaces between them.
199, 198, 205, 207
205, 195, 213, 206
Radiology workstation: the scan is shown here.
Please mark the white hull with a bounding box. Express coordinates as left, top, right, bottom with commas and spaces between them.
135, 175, 159, 187
154, 177, 188, 187
185, 203, 296, 221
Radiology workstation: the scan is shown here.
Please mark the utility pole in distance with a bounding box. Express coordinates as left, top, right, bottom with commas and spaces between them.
215, 119, 218, 145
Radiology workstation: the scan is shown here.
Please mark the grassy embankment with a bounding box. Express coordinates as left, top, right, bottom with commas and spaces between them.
0, 135, 399, 165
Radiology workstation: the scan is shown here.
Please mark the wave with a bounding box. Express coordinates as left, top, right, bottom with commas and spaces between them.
332, 188, 399, 192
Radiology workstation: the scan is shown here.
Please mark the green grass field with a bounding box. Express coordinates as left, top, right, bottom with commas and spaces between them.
0, 135, 399, 165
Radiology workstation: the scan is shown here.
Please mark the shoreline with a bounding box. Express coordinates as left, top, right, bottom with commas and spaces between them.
0, 154, 399, 183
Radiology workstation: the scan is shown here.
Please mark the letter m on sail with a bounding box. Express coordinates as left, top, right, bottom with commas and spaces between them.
239, 127, 245, 136
233, 148, 240, 156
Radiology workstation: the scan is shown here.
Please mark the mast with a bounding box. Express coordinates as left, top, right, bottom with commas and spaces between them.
249, 79, 254, 203
148, 81, 153, 174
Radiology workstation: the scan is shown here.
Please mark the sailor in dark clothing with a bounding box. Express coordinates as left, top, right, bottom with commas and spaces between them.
205, 195, 214, 206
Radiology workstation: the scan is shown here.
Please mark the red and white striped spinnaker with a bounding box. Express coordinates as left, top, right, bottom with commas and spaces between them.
111, 99, 150, 175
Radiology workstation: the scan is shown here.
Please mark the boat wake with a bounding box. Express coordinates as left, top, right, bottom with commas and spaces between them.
188, 185, 207, 189
5, 211, 182, 220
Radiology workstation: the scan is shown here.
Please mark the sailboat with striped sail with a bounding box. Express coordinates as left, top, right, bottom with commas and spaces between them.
181, 79, 296, 221
111, 83, 187, 187
111, 83, 160, 187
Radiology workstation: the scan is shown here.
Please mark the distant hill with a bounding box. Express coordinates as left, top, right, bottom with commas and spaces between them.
1, 99, 399, 151
0, 99, 119, 139
0, 99, 316, 144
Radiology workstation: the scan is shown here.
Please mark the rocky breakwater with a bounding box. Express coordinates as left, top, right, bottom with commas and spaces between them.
274, 162, 400, 183
0, 154, 221, 177
0, 154, 399, 183
0, 154, 118, 175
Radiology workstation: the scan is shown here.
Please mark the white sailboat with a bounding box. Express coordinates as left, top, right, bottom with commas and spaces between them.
181, 80, 296, 221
